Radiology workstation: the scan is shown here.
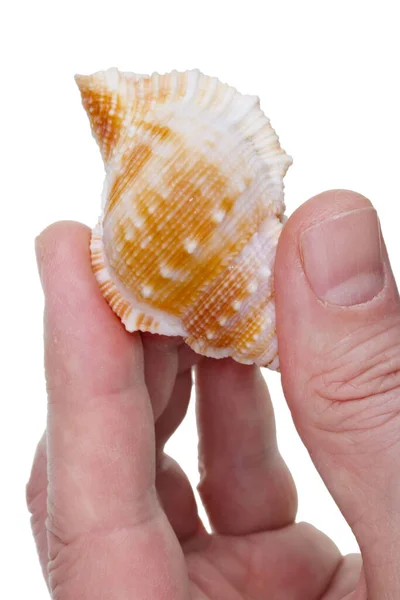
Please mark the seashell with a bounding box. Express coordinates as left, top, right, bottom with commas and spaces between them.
76, 68, 292, 369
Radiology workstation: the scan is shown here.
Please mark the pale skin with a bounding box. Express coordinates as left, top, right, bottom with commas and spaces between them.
27, 190, 400, 599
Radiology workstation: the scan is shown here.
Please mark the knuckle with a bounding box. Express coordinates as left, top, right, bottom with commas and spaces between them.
47, 536, 84, 600
26, 478, 43, 514
26, 443, 47, 516
305, 317, 400, 444
26, 485, 47, 533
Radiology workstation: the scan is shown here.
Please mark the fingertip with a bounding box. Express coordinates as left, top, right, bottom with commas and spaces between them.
195, 358, 261, 402
291, 189, 372, 226
36, 220, 91, 252
40, 217, 139, 398
276, 189, 373, 264
274, 189, 378, 340
141, 332, 184, 353
197, 356, 258, 378
37, 219, 122, 334
35, 221, 91, 285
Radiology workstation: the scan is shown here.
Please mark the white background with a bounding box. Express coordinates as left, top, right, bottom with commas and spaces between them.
2, 1, 399, 597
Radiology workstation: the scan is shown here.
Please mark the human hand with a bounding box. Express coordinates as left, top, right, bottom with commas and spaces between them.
27, 190, 400, 599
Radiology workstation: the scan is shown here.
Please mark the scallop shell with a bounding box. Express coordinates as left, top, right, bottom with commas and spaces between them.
76, 68, 292, 369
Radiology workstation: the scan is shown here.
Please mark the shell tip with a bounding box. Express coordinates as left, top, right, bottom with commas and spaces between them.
74, 69, 125, 163
74, 73, 88, 92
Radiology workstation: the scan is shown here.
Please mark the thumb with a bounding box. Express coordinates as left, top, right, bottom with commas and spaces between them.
275, 190, 400, 598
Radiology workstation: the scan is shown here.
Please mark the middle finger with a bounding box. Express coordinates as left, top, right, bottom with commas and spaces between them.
196, 358, 298, 535
141, 334, 205, 542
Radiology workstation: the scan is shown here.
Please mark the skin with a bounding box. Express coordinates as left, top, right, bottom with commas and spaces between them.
27, 190, 400, 599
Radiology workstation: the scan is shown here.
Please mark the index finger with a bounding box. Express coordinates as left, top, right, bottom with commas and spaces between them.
37, 222, 188, 597
38, 221, 156, 540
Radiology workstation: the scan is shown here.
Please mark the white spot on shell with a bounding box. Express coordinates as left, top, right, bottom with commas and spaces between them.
248, 281, 258, 293
261, 317, 271, 330
212, 209, 225, 224
184, 239, 198, 254
125, 229, 134, 241
218, 316, 227, 326
232, 300, 242, 311
133, 215, 144, 228
148, 173, 162, 188
141, 285, 153, 298
206, 331, 215, 340
160, 264, 172, 278
260, 266, 271, 278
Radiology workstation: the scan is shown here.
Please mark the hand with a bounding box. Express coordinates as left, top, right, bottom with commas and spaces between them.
27, 190, 400, 599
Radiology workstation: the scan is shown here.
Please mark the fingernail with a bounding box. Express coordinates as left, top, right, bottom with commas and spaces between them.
300, 207, 384, 306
